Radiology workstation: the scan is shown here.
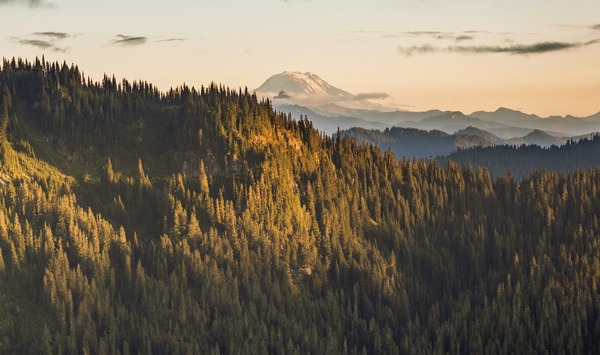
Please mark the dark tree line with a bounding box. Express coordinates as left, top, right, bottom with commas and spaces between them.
442, 136, 600, 179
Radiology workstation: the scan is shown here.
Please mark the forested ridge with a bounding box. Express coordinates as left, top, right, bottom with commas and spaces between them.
1, 57, 600, 354
442, 137, 600, 179
339, 126, 493, 159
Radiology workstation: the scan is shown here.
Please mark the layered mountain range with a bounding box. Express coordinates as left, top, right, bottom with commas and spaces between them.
255, 72, 600, 139
341, 126, 594, 159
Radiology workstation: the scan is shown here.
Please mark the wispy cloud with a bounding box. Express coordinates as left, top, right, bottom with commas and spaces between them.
585, 39, 600, 46
13, 38, 52, 49
404, 30, 478, 42
111, 34, 147, 47
399, 44, 437, 56
11, 37, 67, 52
11, 31, 71, 52
405, 31, 455, 40
454, 42, 580, 54
350, 30, 387, 34
353, 92, 390, 101
455, 35, 474, 42
33, 31, 69, 39
399, 39, 600, 56
405, 31, 451, 36
463, 30, 494, 35
0, 0, 51, 7
156, 38, 187, 43
352, 30, 483, 42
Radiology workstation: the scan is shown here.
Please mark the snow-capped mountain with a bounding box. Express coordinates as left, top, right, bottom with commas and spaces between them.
254, 72, 600, 138
254, 71, 399, 116
255, 71, 352, 98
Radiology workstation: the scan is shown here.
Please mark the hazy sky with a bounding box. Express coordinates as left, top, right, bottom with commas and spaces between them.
1, 0, 599, 116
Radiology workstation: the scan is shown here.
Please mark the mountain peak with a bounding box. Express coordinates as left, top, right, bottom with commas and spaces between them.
496, 107, 517, 113
282, 71, 316, 77
255, 71, 352, 98
455, 126, 501, 142
526, 129, 554, 138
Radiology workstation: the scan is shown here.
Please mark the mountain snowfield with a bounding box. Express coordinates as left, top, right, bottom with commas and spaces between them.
254, 71, 397, 112
254, 71, 600, 138
255, 71, 352, 98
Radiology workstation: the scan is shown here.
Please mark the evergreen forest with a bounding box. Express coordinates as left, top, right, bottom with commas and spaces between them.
1, 58, 600, 354
442, 138, 600, 178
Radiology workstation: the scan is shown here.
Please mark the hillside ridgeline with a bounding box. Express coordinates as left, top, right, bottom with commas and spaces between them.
0, 58, 599, 353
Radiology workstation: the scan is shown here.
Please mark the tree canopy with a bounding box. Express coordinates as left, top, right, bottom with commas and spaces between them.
1, 58, 599, 354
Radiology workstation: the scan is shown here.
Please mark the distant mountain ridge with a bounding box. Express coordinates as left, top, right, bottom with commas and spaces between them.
340, 127, 493, 159
441, 135, 600, 178
341, 126, 593, 159
256, 72, 600, 137
455, 126, 502, 143
469, 107, 600, 136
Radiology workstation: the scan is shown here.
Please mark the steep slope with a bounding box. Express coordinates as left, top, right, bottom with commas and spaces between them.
2, 59, 600, 354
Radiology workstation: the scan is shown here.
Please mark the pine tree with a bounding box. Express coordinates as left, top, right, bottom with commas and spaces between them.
0, 246, 5, 274
0, 97, 9, 144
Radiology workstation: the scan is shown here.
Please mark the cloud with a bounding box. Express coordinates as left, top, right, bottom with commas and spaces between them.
455, 42, 577, 54
33, 31, 69, 39
405, 31, 455, 40
11, 37, 67, 52
112, 34, 147, 47
354, 30, 479, 42
11, 31, 71, 52
399, 39, 600, 56
454, 41, 597, 54
405, 31, 450, 36
398, 44, 438, 56
156, 38, 187, 42
0, 0, 51, 7
350, 30, 387, 34
585, 39, 600, 46
463, 30, 493, 34
405, 31, 477, 42
593, 24, 600, 30
13, 38, 52, 49
353, 92, 390, 101
455, 35, 474, 42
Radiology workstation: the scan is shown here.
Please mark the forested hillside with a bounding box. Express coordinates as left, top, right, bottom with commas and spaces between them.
340, 126, 493, 159
1, 58, 600, 354
442, 137, 600, 178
